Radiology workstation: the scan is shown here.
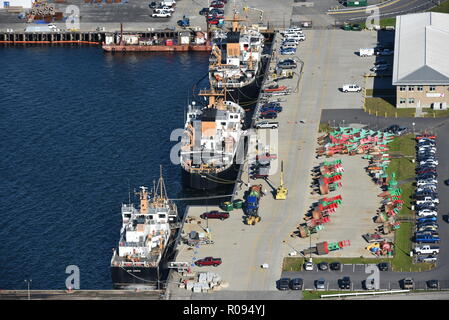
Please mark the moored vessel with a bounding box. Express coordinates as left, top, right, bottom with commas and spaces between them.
180, 89, 246, 190
110, 166, 180, 289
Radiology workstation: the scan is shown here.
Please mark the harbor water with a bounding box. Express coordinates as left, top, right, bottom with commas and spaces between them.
0, 46, 214, 289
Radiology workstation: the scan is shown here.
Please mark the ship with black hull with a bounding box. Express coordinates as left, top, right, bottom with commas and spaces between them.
208, 12, 265, 105
181, 89, 246, 190
110, 167, 180, 289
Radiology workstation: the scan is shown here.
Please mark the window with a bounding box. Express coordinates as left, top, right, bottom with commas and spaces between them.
417, 86, 423, 92
400, 86, 406, 91
408, 86, 414, 91
408, 98, 415, 104
399, 98, 406, 104
429, 86, 436, 91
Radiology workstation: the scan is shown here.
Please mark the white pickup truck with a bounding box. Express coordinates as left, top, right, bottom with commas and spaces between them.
414, 245, 440, 255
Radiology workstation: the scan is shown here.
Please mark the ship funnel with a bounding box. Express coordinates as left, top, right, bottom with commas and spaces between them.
139, 186, 149, 214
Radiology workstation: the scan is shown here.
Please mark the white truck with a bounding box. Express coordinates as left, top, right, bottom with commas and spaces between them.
359, 48, 374, 57
160, 0, 176, 7
414, 245, 440, 255
342, 84, 361, 93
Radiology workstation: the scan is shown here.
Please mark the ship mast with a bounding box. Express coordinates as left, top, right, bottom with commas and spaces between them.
154, 165, 168, 206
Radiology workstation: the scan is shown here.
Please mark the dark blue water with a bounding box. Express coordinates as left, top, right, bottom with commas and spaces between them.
0, 46, 209, 289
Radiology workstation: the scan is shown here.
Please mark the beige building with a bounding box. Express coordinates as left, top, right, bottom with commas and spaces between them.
392, 12, 449, 110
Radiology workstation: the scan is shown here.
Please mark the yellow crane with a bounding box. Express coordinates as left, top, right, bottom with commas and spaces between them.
275, 161, 288, 200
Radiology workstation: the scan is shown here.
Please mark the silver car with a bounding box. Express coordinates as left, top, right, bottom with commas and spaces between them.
315, 278, 326, 290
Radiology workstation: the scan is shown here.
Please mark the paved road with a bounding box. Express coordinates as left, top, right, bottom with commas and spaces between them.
281, 116, 449, 293
329, 0, 439, 23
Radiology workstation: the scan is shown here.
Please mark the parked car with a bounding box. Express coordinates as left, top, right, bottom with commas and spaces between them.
417, 216, 437, 223
330, 261, 341, 271
149, 1, 158, 8
154, 5, 175, 12
427, 280, 439, 289
417, 255, 438, 263
200, 210, 230, 220
304, 261, 314, 271
290, 278, 303, 290
414, 245, 439, 255
210, 2, 224, 8
384, 125, 407, 135
281, 27, 303, 35
415, 232, 440, 243
419, 159, 438, 166
195, 257, 222, 267
199, 7, 209, 15
255, 121, 278, 129
417, 209, 438, 217
402, 278, 414, 289
278, 59, 297, 69
285, 33, 305, 41
417, 225, 438, 232
371, 65, 389, 72
278, 278, 290, 290
280, 43, 298, 50
378, 262, 389, 271
416, 181, 438, 188
280, 47, 296, 55
259, 112, 278, 119
260, 106, 283, 113
315, 278, 326, 290
151, 10, 172, 17
318, 262, 328, 271
342, 84, 361, 92
377, 48, 394, 56
339, 276, 351, 289
282, 38, 300, 45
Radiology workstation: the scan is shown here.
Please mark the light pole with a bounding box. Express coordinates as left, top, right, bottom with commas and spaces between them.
24, 279, 32, 300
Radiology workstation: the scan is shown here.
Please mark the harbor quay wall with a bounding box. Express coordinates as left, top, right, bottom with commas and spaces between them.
0, 29, 275, 45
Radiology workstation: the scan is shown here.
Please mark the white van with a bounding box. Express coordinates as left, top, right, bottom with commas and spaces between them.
284, 33, 305, 41
342, 84, 361, 92
359, 48, 374, 57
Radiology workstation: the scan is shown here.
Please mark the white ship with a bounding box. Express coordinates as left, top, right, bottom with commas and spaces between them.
180, 89, 246, 190
208, 13, 265, 101
110, 167, 179, 288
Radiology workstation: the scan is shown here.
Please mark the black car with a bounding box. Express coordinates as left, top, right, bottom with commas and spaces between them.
445, 179, 449, 186
329, 261, 341, 271
378, 262, 389, 271
384, 125, 407, 135
290, 278, 303, 290
278, 278, 290, 290
444, 215, 449, 223
427, 280, 439, 289
149, 1, 157, 8
416, 191, 438, 197
339, 276, 351, 289
318, 262, 328, 271
199, 7, 209, 15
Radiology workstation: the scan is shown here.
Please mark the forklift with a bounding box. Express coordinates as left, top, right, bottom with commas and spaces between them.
275, 161, 288, 200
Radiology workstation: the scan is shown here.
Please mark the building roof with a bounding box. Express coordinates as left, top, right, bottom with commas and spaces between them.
392, 12, 449, 85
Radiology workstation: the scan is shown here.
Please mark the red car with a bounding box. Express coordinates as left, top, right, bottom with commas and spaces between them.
210, 2, 224, 8
208, 19, 222, 25
200, 210, 229, 220
195, 257, 222, 267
